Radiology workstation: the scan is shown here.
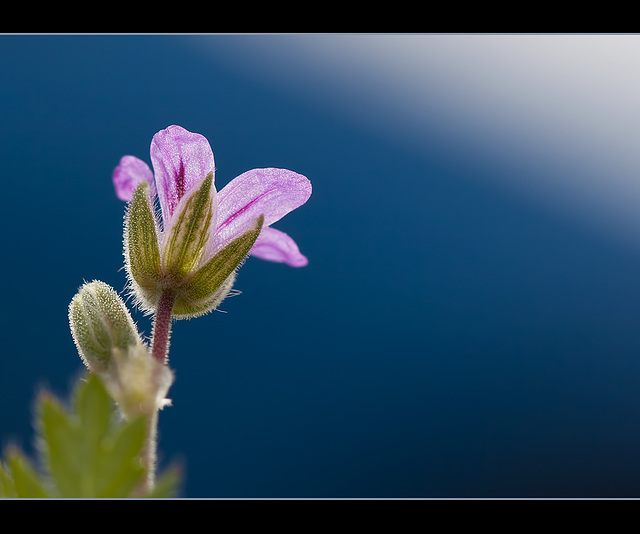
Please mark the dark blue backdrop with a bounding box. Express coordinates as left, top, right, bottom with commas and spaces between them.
2, 35, 640, 498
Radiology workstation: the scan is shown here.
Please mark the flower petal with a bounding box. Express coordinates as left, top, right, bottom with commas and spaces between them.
112, 156, 155, 202
149, 125, 215, 225
214, 168, 311, 249
250, 226, 308, 267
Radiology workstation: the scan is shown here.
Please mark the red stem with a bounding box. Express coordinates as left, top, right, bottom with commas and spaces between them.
151, 291, 175, 364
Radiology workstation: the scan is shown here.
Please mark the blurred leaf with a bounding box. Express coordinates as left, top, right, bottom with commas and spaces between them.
38, 393, 79, 496
146, 464, 182, 498
1, 372, 181, 498
94, 413, 146, 498
0, 460, 17, 498
38, 373, 146, 497
5, 447, 49, 498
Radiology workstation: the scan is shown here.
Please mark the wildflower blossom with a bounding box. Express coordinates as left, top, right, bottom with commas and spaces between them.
112, 125, 311, 318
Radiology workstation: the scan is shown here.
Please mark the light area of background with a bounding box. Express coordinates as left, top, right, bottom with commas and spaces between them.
195, 34, 640, 252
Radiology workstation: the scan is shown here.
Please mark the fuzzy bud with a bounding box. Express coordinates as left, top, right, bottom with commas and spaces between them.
69, 280, 143, 373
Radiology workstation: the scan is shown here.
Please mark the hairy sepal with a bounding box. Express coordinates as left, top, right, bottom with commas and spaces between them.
162, 172, 215, 283
172, 214, 264, 319
124, 181, 162, 311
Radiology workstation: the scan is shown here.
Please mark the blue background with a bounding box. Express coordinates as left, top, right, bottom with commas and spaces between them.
2, 35, 640, 498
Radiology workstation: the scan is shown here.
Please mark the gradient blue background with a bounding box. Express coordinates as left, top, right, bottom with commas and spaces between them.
3, 34, 640, 498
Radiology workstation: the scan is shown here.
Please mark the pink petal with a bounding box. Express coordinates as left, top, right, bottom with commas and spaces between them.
214, 168, 311, 249
112, 155, 155, 201
149, 125, 215, 225
250, 226, 308, 267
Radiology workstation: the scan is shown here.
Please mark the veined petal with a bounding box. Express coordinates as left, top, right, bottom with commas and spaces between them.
250, 227, 308, 267
213, 168, 311, 253
112, 156, 156, 202
150, 125, 215, 226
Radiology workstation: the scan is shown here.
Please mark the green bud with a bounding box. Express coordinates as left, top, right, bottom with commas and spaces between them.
172, 214, 264, 318
69, 280, 143, 373
162, 172, 215, 282
124, 181, 162, 310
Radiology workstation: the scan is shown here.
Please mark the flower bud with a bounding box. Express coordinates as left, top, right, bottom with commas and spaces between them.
69, 280, 143, 373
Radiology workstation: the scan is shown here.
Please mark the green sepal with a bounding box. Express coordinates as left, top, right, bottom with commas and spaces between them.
125, 181, 162, 304
163, 172, 215, 282
173, 214, 264, 318
69, 280, 142, 373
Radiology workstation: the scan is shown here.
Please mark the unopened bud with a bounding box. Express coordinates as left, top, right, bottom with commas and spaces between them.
69, 280, 142, 373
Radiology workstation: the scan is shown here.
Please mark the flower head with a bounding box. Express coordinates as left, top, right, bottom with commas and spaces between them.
113, 125, 311, 318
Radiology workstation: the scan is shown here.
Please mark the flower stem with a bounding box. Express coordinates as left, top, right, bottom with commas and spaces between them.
141, 290, 175, 493
151, 291, 175, 365
139, 409, 159, 495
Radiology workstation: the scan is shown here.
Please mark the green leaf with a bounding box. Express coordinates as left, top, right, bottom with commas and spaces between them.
38, 374, 146, 497
5, 447, 49, 498
1, 372, 181, 498
0, 460, 17, 498
146, 464, 182, 498
75, 371, 113, 450
38, 392, 83, 497
94, 413, 146, 498
163, 172, 215, 280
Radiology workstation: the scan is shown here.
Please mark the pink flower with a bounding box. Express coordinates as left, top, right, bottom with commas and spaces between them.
113, 125, 311, 268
